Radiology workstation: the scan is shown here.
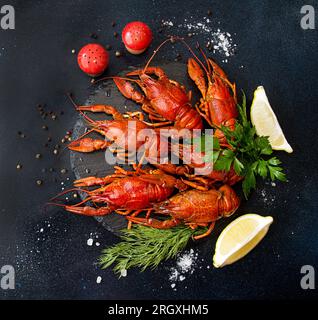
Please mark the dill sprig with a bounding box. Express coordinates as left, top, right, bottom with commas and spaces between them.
99, 225, 205, 276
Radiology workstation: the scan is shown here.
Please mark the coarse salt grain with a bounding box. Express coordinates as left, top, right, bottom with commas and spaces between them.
96, 276, 102, 284
162, 20, 174, 27
169, 268, 180, 282
180, 18, 236, 58
120, 269, 127, 277
177, 248, 196, 273
168, 249, 199, 289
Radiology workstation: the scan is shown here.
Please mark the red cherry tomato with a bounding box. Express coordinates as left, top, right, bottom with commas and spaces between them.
77, 43, 109, 76
122, 21, 152, 54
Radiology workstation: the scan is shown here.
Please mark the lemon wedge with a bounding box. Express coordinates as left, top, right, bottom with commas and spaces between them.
213, 214, 273, 268
251, 86, 293, 153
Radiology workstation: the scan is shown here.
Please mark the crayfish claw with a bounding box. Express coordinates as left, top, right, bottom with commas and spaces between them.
68, 138, 109, 152
65, 205, 111, 216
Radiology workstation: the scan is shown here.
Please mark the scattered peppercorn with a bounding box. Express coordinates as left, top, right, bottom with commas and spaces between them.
47, 137, 52, 142
16, 164, 22, 170
49, 168, 54, 172
90, 33, 98, 39
111, 21, 116, 27
207, 9, 212, 16
115, 51, 121, 57
71, 49, 76, 54
60, 168, 67, 174
36, 180, 43, 186
35, 153, 42, 159
42, 125, 48, 131
68, 137, 72, 142
73, 193, 78, 198
187, 33, 193, 38
85, 168, 91, 174
54, 144, 60, 149
53, 149, 58, 155
61, 138, 66, 143
91, 78, 95, 84
51, 114, 57, 120
113, 32, 118, 38
105, 44, 112, 51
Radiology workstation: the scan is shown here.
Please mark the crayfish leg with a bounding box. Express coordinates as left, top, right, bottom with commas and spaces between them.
126, 208, 153, 229
181, 178, 209, 191
193, 222, 216, 240
126, 216, 180, 229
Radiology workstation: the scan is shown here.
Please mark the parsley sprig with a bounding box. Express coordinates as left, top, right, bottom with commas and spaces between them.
196, 94, 287, 199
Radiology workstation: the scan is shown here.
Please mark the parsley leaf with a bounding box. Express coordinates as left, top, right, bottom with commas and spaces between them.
202, 92, 288, 199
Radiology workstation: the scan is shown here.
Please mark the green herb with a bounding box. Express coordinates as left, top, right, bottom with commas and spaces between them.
99, 225, 206, 276
206, 93, 287, 199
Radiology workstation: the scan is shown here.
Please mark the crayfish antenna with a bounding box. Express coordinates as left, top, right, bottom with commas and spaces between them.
43, 202, 65, 214
197, 45, 212, 76
90, 75, 141, 86
66, 93, 96, 124
142, 36, 178, 72
174, 37, 210, 77
49, 187, 90, 202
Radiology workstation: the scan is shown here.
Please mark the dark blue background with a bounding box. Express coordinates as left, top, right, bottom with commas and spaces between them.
0, 0, 317, 299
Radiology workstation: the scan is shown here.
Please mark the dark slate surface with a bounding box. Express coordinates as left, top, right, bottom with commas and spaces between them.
0, 0, 317, 299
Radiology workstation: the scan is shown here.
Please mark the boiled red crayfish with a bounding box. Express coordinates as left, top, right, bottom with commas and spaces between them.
113, 38, 204, 130
128, 184, 240, 239
51, 168, 187, 218
67, 98, 169, 166
186, 43, 238, 144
